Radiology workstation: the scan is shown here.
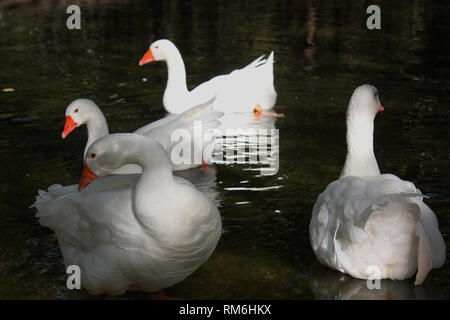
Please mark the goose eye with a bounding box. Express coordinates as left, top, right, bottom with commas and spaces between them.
374, 92, 378, 98
90, 153, 96, 159
155, 45, 158, 49
74, 108, 79, 113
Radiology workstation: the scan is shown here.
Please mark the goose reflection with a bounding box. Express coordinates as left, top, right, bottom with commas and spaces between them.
212, 111, 281, 177
308, 263, 445, 300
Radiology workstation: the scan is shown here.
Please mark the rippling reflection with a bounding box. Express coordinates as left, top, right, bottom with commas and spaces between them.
309, 263, 445, 300
213, 111, 280, 176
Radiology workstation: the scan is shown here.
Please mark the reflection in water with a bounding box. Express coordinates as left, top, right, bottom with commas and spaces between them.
213, 112, 279, 176
303, 0, 317, 71
309, 263, 445, 300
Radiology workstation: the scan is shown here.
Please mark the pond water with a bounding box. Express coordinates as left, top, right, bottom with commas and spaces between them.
0, 0, 448, 299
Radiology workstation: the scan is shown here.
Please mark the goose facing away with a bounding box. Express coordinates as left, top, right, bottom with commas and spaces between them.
139, 39, 278, 115
36, 133, 222, 295
309, 84, 446, 285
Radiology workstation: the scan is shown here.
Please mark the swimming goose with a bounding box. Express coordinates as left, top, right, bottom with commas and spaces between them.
62, 98, 222, 172
309, 84, 446, 285
31, 99, 222, 209
35, 133, 222, 295
139, 39, 279, 115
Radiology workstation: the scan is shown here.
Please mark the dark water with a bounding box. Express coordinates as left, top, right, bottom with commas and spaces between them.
0, 0, 449, 299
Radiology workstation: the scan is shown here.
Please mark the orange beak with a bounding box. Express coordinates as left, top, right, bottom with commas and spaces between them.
62, 116, 78, 139
378, 105, 384, 112
139, 49, 155, 66
78, 162, 98, 191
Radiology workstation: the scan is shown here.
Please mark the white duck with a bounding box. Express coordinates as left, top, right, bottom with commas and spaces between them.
139, 39, 279, 115
35, 133, 222, 295
309, 84, 446, 285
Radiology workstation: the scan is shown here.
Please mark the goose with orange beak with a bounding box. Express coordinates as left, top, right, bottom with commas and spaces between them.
139, 39, 283, 118
59, 98, 223, 172
34, 133, 222, 295
29, 99, 110, 208
309, 84, 445, 285
31, 98, 223, 212
62, 99, 109, 157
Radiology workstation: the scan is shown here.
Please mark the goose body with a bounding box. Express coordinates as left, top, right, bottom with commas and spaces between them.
35, 134, 222, 295
309, 85, 445, 285
139, 39, 277, 114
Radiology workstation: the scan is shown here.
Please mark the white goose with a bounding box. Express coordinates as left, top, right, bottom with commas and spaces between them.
139, 39, 278, 115
309, 84, 446, 285
62, 98, 222, 172
35, 133, 222, 295
31, 99, 222, 208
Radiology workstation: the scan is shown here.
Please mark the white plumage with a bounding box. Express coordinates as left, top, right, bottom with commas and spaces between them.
31, 99, 223, 210
309, 85, 445, 285
63, 98, 223, 172
139, 39, 277, 114
35, 134, 222, 295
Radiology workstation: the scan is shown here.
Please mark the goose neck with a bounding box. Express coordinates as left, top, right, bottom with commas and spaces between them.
136, 147, 173, 188
341, 111, 380, 177
84, 114, 109, 157
165, 47, 188, 94
130, 143, 178, 239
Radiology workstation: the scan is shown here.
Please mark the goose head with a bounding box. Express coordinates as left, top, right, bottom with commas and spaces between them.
347, 84, 384, 120
340, 84, 384, 178
139, 39, 177, 66
62, 99, 100, 138
79, 134, 129, 190
78, 134, 155, 191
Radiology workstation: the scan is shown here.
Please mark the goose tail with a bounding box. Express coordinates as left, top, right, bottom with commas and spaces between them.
30, 184, 78, 211
333, 192, 445, 285
414, 201, 446, 285
371, 194, 445, 285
